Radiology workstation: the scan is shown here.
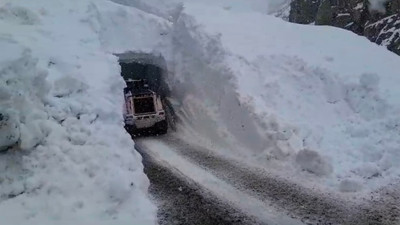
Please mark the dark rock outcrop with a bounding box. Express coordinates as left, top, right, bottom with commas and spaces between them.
289, 0, 321, 24
365, 13, 400, 55
288, 0, 400, 56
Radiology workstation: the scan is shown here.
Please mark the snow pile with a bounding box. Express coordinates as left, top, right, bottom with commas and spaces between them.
158, 0, 400, 193
0, 0, 160, 224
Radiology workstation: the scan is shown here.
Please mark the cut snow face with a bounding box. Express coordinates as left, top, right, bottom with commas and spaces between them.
155, 0, 400, 195
0, 0, 160, 224
168, 17, 278, 156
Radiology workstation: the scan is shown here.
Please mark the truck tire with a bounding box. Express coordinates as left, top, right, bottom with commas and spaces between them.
125, 124, 140, 137
155, 120, 168, 135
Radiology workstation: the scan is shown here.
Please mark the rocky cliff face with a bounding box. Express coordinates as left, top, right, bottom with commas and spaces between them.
288, 0, 400, 55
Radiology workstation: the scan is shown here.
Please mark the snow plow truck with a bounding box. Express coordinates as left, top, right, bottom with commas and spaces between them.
123, 79, 168, 135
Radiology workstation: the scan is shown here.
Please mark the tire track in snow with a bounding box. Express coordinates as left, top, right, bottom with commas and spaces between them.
140, 135, 399, 225
135, 137, 303, 225
136, 140, 263, 225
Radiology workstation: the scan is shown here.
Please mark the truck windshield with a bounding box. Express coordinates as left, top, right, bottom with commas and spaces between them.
134, 97, 155, 114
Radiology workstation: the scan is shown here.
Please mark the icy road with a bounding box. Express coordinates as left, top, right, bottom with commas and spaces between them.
134, 135, 398, 225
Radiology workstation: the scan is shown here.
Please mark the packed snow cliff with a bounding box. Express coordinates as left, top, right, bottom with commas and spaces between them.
162, 0, 400, 195
0, 0, 162, 224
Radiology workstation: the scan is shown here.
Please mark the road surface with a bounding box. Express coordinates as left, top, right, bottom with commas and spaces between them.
134, 134, 399, 225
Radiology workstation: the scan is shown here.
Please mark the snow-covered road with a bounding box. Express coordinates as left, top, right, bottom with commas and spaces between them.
135, 139, 261, 225
135, 134, 399, 225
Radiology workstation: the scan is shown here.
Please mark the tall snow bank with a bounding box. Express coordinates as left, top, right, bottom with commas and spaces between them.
0, 0, 158, 224
161, 1, 400, 193
168, 12, 278, 157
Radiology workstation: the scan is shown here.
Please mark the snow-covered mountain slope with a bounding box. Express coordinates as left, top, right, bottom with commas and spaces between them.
288, 0, 400, 56
0, 0, 163, 224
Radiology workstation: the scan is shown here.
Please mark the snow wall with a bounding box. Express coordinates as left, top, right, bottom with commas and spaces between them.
106, 0, 400, 194
0, 0, 165, 224
154, 1, 400, 195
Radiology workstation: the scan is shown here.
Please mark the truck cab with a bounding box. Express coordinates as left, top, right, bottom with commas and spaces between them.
124, 79, 168, 135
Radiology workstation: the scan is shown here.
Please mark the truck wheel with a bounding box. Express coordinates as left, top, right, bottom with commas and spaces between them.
125, 125, 132, 133
125, 125, 139, 136
156, 120, 168, 135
